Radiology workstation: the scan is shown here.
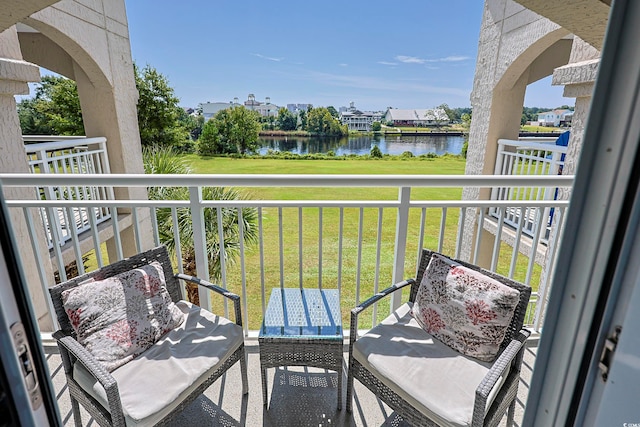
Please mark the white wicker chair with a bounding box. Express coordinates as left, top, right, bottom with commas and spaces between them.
347, 249, 531, 427
49, 245, 248, 427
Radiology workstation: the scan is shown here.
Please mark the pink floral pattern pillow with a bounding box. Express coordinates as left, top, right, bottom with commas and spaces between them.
61, 262, 185, 372
412, 254, 520, 362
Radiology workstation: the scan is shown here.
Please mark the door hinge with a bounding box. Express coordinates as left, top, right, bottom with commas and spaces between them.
10, 322, 42, 410
598, 325, 622, 382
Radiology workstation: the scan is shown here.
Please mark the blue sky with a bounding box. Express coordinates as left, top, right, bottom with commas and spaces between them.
124, 0, 568, 111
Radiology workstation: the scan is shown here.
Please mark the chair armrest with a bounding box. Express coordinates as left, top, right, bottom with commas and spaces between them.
472, 329, 531, 419
176, 274, 243, 327
53, 331, 125, 423
349, 279, 415, 343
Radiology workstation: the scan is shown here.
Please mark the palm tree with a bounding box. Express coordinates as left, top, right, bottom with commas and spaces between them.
143, 146, 258, 304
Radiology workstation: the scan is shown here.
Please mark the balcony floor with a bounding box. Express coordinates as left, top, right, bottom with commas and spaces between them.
45, 339, 537, 426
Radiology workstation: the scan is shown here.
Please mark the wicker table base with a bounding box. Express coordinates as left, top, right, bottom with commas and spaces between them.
259, 288, 343, 409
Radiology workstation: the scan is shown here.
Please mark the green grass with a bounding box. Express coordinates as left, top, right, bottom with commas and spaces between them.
520, 125, 564, 133
179, 156, 542, 329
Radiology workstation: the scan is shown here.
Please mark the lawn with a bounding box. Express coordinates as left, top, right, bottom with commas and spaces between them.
164, 155, 543, 329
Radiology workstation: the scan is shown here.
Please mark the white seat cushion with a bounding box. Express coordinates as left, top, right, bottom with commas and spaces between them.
353, 303, 508, 427
73, 301, 244, 427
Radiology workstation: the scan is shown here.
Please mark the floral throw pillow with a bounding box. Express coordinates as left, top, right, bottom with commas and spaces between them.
61, 261, 185, 372
412, 254, 520, 362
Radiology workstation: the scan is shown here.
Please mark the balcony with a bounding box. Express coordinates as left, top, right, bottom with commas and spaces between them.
2, 160, 569, 425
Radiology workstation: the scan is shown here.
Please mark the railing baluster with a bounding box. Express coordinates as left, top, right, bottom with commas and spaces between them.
298, 207, 303, 288
338, 207, 344, 294
258, 208, 266, 316
131, 208, 142, 254
111, 207, 124, 261
318, 207, 323, 290
278, 207, 284, 289
473, 208, 485, 265
23, 207, 59, 331
509, 206, 526, 279
188, 186, 211, 312
64, 206, 85, 276
373, 208, 383, 325
490, 207, 505, 272
355, 207, 364, 306
150, 207, 160, 247
417, 208, 427, 274
455, 208, 466, 260
525, 207, 544, 287
438, 208, 447, 253
238, 208, 248, 336
216, 203, 229, 318
87, 206, 103, 269
391, 187, 410, 311
170, 207, 185, 300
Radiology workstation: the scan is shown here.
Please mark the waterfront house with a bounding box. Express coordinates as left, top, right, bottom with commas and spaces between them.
384, 107, 449, 127
536, 108, 573, 126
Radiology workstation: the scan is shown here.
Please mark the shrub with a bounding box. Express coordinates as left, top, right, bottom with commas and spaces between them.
401, 151, 415, 159
370, 145, 383, 158
462, 140, 469, 158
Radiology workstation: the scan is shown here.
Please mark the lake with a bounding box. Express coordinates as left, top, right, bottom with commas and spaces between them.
257, 134, 465, 156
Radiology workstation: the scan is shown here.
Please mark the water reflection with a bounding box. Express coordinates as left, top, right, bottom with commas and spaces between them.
258, 135, 464, 156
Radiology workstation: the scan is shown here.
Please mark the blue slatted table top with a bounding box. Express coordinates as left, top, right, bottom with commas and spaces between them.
259, 288, 342, 338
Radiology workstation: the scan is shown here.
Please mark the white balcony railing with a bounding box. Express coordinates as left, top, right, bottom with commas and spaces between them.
24, 137, 113, 249
492, 138, 568, 240
0, 173, 572, 333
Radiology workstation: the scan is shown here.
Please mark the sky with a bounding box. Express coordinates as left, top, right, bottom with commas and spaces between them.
122, 0, 568, 111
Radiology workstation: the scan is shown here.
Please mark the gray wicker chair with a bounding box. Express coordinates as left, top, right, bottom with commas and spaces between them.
49, 245, 248, 427
347, 249, 531, 427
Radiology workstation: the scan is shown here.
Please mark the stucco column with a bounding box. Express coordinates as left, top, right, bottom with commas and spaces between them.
0, 27, 55, 331
460, 1, 569, 265
535, 37, 600, 328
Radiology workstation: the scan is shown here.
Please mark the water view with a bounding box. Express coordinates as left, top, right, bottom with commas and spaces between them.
258, 134, 465, 156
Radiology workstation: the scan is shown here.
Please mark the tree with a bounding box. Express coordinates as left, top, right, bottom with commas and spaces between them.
18, 75, 84, 135
198, 106, 261, 155
276, 107, 297, 131
135, 64, 190, 148
298, 109, 307, 130
326, 106, 339, 118
305, 107, 347, 136
371, 121, 382, 132
437, 103, 458, 123
18, 98, 54, 135
143, 146, 258, 304
370, 145, 383, 158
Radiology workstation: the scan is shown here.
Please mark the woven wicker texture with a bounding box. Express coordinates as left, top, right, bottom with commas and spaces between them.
259, 288, 343, 410
347, 249, 532, 427
49, 245, 248, 427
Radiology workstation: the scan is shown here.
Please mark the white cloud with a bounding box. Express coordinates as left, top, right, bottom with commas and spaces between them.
378, 61, 398, 66
251, 53, 283, 62
339, 63, 348, 67
291, 69, 469, 97
395, 55, 426, 64
427, 55, 469, 62
395, 55, 470, 64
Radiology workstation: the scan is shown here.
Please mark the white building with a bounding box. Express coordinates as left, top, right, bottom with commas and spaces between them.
339, 102, 384, 131
200, 99, 241, 121
244, 94, 279, 117
384, 108, 450, 127
537, 109, 573, 126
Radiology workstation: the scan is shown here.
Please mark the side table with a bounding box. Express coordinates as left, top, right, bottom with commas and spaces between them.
259, 288, 343, 409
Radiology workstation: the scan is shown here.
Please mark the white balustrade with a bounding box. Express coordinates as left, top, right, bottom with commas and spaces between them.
0, 173, 572, 333
24, 137, 113, 249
